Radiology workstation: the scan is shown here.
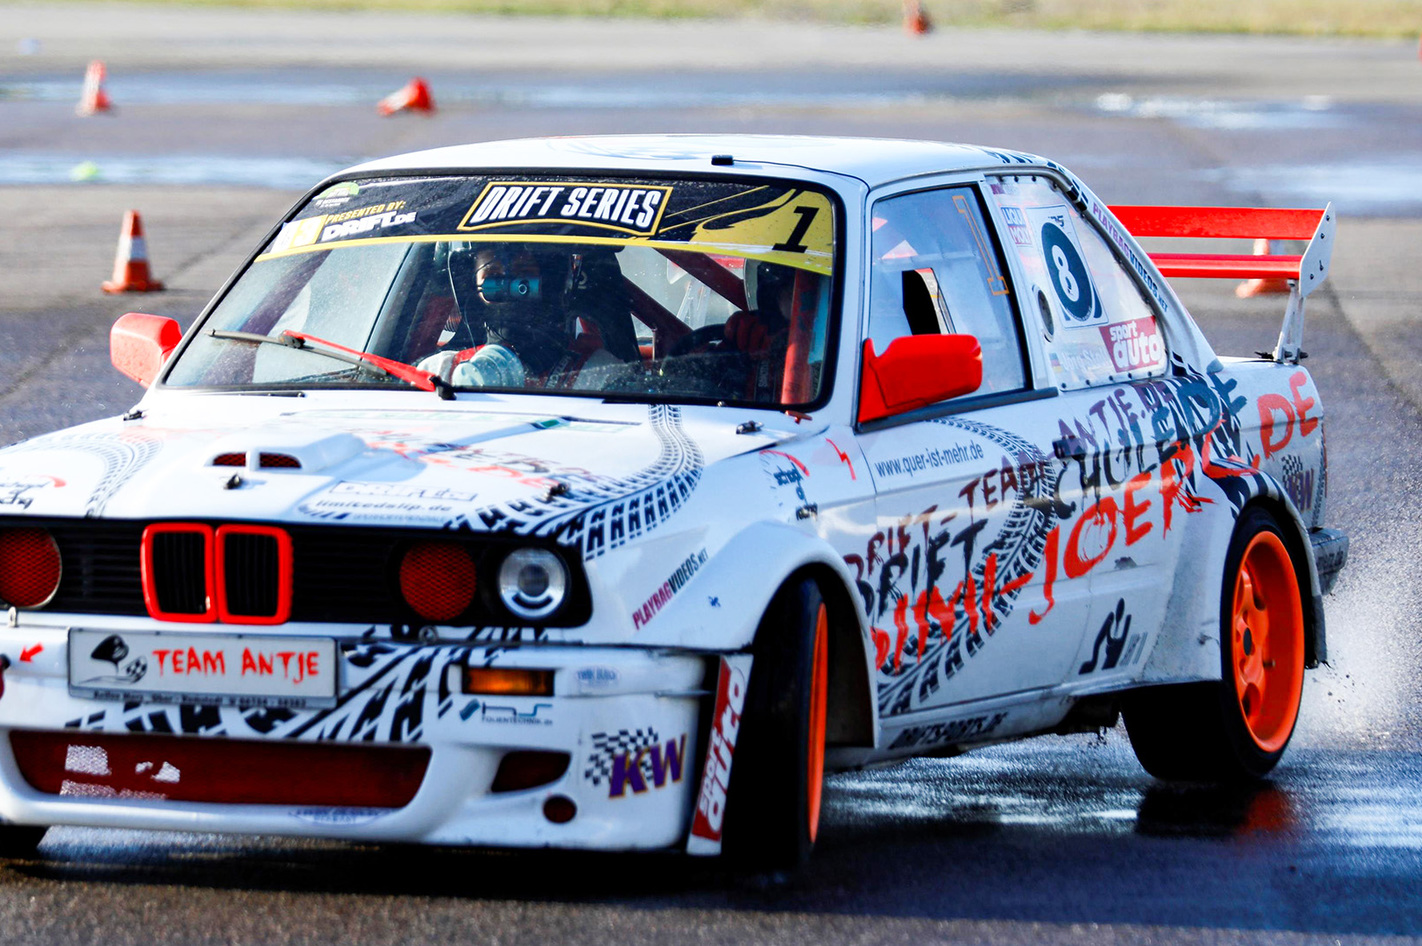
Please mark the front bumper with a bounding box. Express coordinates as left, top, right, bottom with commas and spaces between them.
0, 616, 712, 852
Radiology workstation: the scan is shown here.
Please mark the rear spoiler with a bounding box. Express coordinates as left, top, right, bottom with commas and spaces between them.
1108, 204, 1336, 364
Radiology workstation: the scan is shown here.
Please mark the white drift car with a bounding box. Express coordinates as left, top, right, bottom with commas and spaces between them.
0, 136, 1347, 868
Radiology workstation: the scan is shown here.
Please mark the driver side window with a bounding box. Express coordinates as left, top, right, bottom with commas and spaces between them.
868, 186, 1026, 396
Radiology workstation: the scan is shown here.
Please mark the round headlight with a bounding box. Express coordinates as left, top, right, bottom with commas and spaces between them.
498, 548, 568, 621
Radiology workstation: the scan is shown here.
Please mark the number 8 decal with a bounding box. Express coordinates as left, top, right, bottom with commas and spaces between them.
1040, 221, 1096, 324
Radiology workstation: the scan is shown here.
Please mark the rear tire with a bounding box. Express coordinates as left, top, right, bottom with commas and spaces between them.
721, 576, 830, 871
1124, 506, 1306, 781
0, 825, 46, 860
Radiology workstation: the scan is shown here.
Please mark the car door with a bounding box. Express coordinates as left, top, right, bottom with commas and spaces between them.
985, 173, 1181, 685
853, 182, 1095, 719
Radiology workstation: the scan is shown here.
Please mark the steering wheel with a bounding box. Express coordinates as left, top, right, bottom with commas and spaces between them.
668, 323, 729, 358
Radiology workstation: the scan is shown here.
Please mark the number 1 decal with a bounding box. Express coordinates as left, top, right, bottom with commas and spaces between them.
953, 194, 1009, 297
772, 205, 819, 254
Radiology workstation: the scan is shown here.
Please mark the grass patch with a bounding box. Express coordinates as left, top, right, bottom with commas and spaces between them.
77, 0, 1422, 38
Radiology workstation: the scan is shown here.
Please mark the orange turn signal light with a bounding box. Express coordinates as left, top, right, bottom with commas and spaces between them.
462, 667, 554, 697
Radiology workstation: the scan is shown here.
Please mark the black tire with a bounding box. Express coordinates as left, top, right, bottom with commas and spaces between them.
721, 576, 830, 871
0, 825, 46, 860
1123, 506, 1307, 782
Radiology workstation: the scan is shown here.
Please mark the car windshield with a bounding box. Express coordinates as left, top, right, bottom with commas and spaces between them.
164, 174, 839, 408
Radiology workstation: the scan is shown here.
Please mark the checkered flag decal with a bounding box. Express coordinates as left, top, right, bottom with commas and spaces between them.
584, 728, 660, 786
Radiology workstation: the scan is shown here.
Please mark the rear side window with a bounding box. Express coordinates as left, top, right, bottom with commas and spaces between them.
867, 186, 1026, 396
988, 175, 1166, 388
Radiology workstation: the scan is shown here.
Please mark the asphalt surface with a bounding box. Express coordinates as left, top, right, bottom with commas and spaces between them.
1, 6, 1421, 944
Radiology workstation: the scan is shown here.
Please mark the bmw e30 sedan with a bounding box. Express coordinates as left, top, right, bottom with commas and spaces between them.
0, 136, 1346, 869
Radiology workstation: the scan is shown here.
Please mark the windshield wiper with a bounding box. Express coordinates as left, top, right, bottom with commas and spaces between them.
208, 329, 455, 400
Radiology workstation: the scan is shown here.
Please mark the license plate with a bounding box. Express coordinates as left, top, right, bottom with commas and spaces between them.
68, 629, 338, 709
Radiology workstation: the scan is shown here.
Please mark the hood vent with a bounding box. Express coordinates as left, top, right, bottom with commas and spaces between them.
203, 432, 364, 474
208, 452, 303, 470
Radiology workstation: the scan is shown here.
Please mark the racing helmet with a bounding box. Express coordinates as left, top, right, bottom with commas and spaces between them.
745, 259, 798, 315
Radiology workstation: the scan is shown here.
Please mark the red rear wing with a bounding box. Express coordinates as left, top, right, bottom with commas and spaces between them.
1106, 203, 1337, 364
1107, 204, 1335, 290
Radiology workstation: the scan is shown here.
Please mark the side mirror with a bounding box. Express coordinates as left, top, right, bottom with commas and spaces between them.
110, 312, 182, 388
858, 334, 982, 424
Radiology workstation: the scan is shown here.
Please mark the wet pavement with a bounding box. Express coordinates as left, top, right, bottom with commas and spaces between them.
1, 7, 1422, 944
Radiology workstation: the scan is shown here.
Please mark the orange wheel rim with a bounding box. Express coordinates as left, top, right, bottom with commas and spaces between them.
806, 602, 829, 843
1230, 532, 1304, 753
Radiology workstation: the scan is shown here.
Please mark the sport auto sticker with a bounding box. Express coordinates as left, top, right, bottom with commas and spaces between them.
1100, 317, 1166, 375
849, 366, 1284, 722
1024, 205, 1102, 328
687, 653, 751, 856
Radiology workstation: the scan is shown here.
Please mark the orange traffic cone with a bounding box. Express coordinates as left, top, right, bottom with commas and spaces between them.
1235, 238, 1291, 298
76, 60, 112, 116
903, 0, 931, 35
101, 211, 165, 294
377, 78, 435, 116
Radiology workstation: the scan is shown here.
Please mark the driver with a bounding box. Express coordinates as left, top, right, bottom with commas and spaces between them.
723, 260, 795, 355
419, 244, 619, 389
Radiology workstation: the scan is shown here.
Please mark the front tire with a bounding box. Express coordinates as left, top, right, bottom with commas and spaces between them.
1123, 506, 1306, 781
721, 576, 830, 871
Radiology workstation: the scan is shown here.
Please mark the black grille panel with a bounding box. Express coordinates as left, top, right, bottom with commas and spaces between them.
47, 521, 145, 615
223, 532, 280, 618
291, 530, 397, 621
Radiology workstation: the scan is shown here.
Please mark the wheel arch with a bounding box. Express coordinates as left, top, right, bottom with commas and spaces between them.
1239, 494, 1324, 669
1141, 490, 1324, 684
787, 562, 877, 752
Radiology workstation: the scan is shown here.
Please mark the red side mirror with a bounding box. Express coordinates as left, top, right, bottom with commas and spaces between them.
858, 334, 982, 424
110, 312, 182, 388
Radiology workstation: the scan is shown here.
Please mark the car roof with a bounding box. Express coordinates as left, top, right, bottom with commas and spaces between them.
348, 135, 1047, 188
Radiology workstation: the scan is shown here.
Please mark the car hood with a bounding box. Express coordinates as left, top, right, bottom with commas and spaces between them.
0, 395, 809, 546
